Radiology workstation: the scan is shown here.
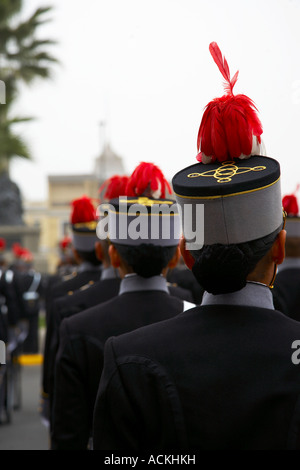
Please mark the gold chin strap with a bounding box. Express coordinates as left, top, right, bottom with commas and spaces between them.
268, 264, 277, 289
269, 208, 287, 289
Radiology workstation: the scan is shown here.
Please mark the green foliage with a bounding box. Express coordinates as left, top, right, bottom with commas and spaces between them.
0, 1, 58, 166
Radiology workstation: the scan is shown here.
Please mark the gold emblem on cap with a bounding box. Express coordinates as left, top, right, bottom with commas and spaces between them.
119, 197, 174, 206
73, 221, 98, 229
188, 162, 266, 183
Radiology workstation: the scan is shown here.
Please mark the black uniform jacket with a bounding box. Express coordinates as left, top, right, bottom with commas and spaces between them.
167, 265, 204, 304
167, 283, 194, 303
42, 265, 102, 397
93, 300, 300, 450
51, 277, 187, 450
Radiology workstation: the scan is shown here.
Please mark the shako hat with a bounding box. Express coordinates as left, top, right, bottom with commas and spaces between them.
172, 42, 283, 249
126, 162, 172, 199
70, 195, 98, 251
104, 196, 181, 247
282, 187, 300, 238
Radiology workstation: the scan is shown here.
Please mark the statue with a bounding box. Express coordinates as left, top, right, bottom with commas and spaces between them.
0, 172, 24, 225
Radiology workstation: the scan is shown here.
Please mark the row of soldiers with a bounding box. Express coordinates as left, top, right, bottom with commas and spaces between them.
40, 156, 300, 451
40, 162, 204, 448
0, 241, 45, 423
3, 40, 300, 450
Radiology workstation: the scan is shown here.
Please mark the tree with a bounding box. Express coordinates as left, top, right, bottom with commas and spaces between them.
0, 0, 58, 173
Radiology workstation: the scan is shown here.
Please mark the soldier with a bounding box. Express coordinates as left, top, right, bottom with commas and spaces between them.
0, 238, 24, 423
125, 161, 195, 303
50, 193, 194, 449
10, 244, 43, 355
55, 236, 76, 277
41, 195, 102, 427
92, 42, 300, 450
0, 240, 23, 336
49, 176, 131, 322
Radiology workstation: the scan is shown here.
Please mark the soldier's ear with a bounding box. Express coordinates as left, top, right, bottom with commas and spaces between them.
271, 229, 286, 266
108, 244, 121, 268
179, 237, 195, 270
95, 242, 103, 261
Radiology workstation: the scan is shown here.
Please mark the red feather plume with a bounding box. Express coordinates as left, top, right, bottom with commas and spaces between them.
0, 238, 6, 251
12, 242, 23, 258
99, 175, 129, 201
12, 243, 33, 261
59, 236, 72, 251
209, 42, 239, 95
282, 191, 299, 217
70, 195, 97, 224
126, 162, 172, 199
196, 42, 263, 164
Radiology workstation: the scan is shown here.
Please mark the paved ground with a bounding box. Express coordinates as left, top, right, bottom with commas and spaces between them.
0, 325, 49, 450
0, 361, 50, 450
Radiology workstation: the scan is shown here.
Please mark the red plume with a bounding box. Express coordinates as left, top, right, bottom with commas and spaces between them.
59, 236, 72, 251
70, 195, 97, 224
196, 42, 263, 164
126, 162, 172, 199
209, 42, 239, 95
0, 238, 6, 251
12, 243, 33, 262
99, 175, 129, 201
282, 195, 299, 216
20, 248, 33, 262
282, 186, 300, 216
12, 242, 24, 258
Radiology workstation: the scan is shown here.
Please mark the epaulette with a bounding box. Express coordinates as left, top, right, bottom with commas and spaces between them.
62, 271, 77, 282
79, 280, 95, 292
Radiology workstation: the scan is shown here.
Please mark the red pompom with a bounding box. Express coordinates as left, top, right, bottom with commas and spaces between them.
12, 243, 33, 262
282, 194, 299, 216
99, 175, 129, 201
126, 162, 172, 199
70, 195, 97, 224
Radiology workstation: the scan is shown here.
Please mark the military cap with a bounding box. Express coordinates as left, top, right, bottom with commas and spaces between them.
282, 189, 300, 238
70, 195, 98, 251
102, 196, 181, 247
172, 42, 283, 249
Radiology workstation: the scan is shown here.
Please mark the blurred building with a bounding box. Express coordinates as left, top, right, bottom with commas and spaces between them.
23, 143, 126, 273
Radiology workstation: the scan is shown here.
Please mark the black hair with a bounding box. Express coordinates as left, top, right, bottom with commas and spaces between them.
76, 249, 102, 266
190, 228, 281, 295
113, 243, 177, 278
